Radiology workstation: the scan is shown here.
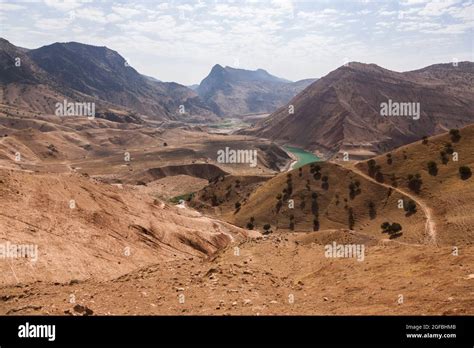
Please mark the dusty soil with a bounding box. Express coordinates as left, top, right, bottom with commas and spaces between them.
1, 232, 472, 315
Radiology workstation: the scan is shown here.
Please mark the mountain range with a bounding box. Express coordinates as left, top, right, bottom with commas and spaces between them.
243, 61, 474, 157
0, 38, 314, 122
197, 64, 316, 116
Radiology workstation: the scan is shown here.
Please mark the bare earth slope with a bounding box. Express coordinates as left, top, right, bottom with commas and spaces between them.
0, 168, 254, 286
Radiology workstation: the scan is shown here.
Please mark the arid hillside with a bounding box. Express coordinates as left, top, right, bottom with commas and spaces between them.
355, 124, 474, 245
0, 168, 256, 287
191, 161, 426, 245
0, 119, 472, 316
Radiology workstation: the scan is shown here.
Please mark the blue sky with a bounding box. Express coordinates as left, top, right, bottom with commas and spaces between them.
0, 0, 472, 85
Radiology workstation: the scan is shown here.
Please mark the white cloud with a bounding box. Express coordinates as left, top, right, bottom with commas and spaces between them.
0, 3, 25, 11
43, 0, 83, 12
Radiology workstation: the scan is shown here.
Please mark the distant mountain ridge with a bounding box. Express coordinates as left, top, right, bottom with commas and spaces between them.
197, 64, 316, 117
243, 61, 474, 157
0, 38, 217, 122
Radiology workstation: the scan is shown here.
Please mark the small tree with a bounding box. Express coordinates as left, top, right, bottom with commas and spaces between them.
263, 224, 272, 235
459, 166, 472, 180
390, 223, 402, 233
381, 222, 391, 232
407, 174, 422, 193
289, 214, 295, 230
235, 202, 241, 210
367, 159, 377, 176
421, 136, 428, 145
449, 129, 461, 143
321, 175, 329, 190
375, 171, 384, 183
368, 201, 376, 219
386, 153, 393, 165
313, 219, 320, 231
246, 222, 254, 230
348, 208, 355, 230
440, 151, 449, 165
404, 199, 417, 215
444, 142, 454, 155
427, 161, 438, 176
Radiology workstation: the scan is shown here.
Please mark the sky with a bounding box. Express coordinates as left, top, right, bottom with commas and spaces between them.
0, 0, 472, 85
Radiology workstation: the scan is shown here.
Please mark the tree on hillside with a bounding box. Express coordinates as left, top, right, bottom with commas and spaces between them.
289, 214, 295, 230
349, 181, 361, 199
375, 170, 384, 183
421, 136, 428, 145
381, 222, 391, 232
310, 164, 321, 174
407, 174, 422, 194
390, 174, 398, 187
368, 201, 376, 219
444, 142, 454, 155
404, 199, 417, 216
367, 159, 377, 177
263, 224, 272, 235
386, 153, 393, 165
348, 208, 355, 229
313, 218, 320, 231
321, 175, 329, 190
459, 166, 472, 180
427, 161, 438, 176
440, 151, 449, 165
381, 222, 403, 237
449, 129, 461, 143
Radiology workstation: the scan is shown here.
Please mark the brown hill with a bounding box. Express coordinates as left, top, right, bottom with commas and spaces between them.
244, 62, 474, 158
0, 168, 254, 286
354, 124, 474, 245
191, 161, 427, 245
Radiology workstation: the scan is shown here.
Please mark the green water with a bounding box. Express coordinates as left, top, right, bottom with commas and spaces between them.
284, 146, 321, 169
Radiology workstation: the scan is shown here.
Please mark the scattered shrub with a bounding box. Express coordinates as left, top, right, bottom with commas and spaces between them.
348, 208, 355, 229
449, 129, 461, 143
459, 166, 472, 180
407, 174, 422, 193
404, 199, 417, 216
368, 201, 376, 219
427, 161, 438, 176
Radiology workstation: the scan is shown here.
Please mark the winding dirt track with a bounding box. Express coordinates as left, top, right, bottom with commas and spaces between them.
335, 161, 437, 245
